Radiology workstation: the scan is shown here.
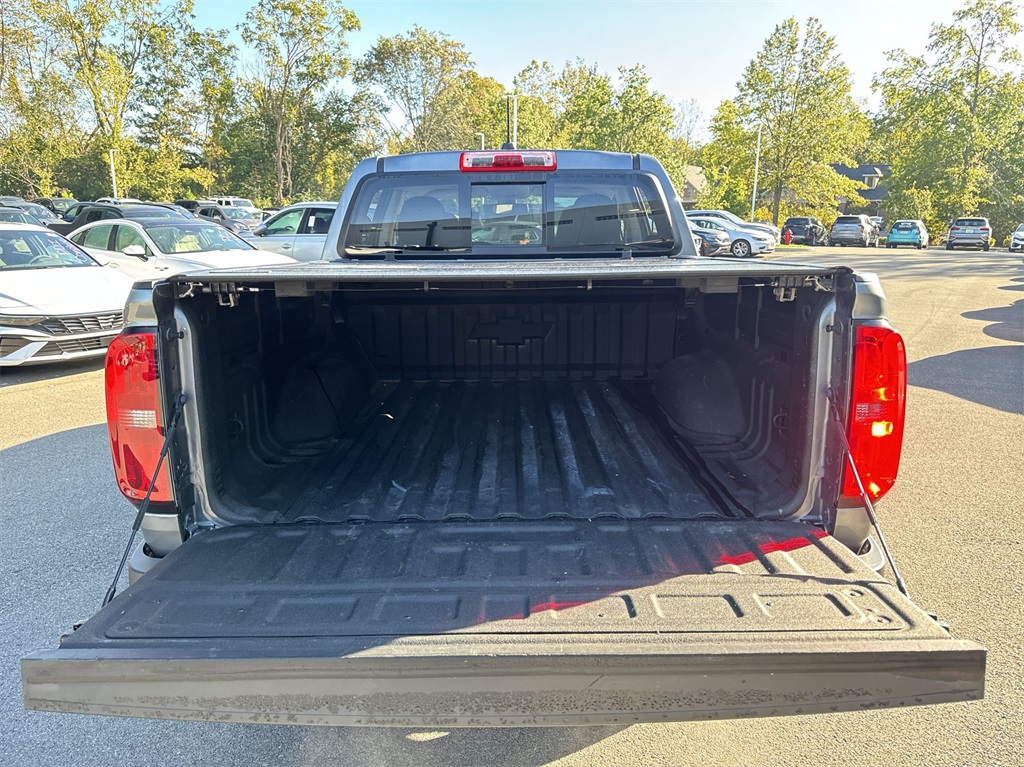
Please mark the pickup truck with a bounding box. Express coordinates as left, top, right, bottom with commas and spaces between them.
22, 150, 985, 726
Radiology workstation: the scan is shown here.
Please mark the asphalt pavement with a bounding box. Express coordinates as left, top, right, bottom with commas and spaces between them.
1, 245, 1021, 766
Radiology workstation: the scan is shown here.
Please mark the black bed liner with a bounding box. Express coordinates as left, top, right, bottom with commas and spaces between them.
261, 380, 725, 524
58, 519, 942, 644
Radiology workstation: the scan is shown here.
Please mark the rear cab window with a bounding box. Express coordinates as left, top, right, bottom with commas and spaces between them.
953, 218, 986, 227
341, 170, 675, 259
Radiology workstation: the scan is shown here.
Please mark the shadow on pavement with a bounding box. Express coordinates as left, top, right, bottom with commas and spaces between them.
961, 299, 1024, 344
908, 346, 1024, 414
0, 357, 103, 388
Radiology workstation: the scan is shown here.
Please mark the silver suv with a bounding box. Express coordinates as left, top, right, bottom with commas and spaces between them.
946, 216, 991, 251
829, 215, 879, 247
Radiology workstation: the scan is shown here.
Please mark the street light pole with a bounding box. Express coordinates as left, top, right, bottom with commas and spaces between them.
108, 148, 119, 199
475, 132, 485, 150
750, 123, 762, 222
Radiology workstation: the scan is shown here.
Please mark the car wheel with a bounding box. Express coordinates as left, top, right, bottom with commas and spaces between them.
731, 239, 751, 258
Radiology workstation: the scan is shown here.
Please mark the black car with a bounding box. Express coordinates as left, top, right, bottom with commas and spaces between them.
782, 216, 827, 245
32, 197, 78, 215
691, 225, 731, 256
46, 202, 189, 235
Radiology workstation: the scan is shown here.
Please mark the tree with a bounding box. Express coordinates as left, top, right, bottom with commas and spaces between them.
240, 0, 359, 203
355, 26, 478, 153
710, 17, 868, 224
874, 0, 1024, 237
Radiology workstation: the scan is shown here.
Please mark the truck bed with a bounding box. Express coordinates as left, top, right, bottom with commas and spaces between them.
267, 379, 724, 524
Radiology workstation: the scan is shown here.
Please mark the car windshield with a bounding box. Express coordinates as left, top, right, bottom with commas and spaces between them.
145, 222, 255, 254
223, 207, 254, 220
1016, 224, 1024, 232
343, 171, 675, 257
0, 229, 97, 270
230, 199, 254, 208
50, 199, 76, 212
19, 203, 56, 219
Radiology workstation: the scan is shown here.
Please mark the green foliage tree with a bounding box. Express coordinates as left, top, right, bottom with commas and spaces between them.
356, 26, 479, 153
240, 0, 359, 204
874, 0, 1024, 238
706, 17, 868, 224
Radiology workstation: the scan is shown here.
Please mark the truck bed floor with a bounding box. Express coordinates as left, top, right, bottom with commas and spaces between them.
271, 380, 724, 523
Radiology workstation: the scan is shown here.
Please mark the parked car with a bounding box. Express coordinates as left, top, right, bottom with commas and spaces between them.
59, 201, 93, 222
0, 206, 43, 225
20, 149, 985, 724
47, 203, 189, 236
174, 199, 216, 214
1009, 223, 1024, 253
886, 220, 929, 249
250, 201, 336, 261
69, 217, 296, 282
829, 215, 880, 247
0, 195, 25, 205
210, 195, 262, 217
11, 201, 60, 223
945, 216, 991, 251
196, 204, 261, 234
0, 222, 133, 366
690, 222, 731, 256
31, 197, 78, 215
686, 209, 780, 243
782, 216, 827, 245
688, 215, 774, 257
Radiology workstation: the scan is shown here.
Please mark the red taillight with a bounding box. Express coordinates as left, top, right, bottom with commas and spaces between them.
841, 325, 907, 503
460, 150, 557, 172
105, 331, 173, 502
949, 226, 960, 231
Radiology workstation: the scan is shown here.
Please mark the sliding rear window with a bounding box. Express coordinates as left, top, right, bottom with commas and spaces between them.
340, 172, 675, 259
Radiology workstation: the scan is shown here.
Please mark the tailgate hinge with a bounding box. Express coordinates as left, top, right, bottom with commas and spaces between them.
770, 275, 802, 302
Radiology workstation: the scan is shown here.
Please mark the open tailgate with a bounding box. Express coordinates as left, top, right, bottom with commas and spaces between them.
22, 520, 984, 726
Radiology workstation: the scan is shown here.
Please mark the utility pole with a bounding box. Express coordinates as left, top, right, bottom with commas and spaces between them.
108, 148, 119, 199
749, 123, 762, 222
475, 132, 485, 150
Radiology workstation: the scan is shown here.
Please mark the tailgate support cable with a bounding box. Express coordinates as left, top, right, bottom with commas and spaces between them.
826, 387, 910, 598
101, 392, 188, 608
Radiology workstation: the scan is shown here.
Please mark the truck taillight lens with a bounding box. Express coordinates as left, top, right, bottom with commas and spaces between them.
842, 325, 907, 503
105, 331, 172, 502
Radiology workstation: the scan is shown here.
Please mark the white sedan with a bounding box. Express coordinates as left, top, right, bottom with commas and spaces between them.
70, 217, 297, 281
0, 223, 134, 366
688, 216, 775, 258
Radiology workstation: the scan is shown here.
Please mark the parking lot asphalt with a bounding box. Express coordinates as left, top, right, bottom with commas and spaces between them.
1, 245, 1022, 766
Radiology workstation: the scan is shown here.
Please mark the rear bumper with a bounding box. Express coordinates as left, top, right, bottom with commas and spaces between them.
23, 638, 984, 726
947, 236, 988, 247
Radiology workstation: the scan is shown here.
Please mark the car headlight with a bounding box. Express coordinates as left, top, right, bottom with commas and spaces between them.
753, 234, 771, 242
0, 315, 43, 327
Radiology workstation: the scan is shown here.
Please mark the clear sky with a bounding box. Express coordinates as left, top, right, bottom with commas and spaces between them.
193, 0, 994, 124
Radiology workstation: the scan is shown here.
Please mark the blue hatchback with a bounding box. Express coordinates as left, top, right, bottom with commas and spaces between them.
886, 220, 928, 249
